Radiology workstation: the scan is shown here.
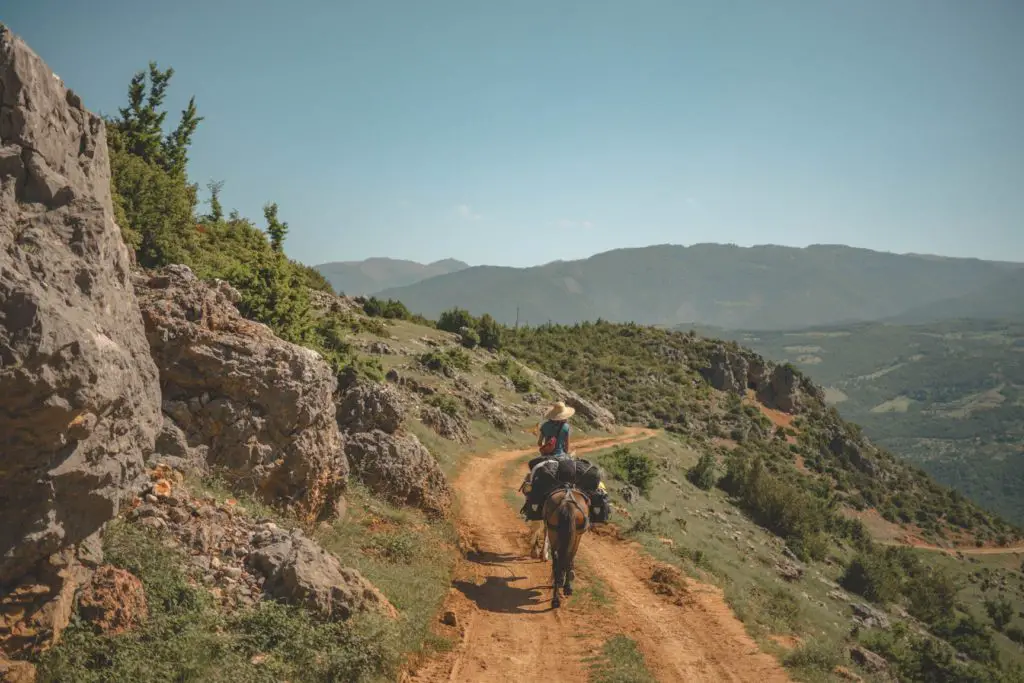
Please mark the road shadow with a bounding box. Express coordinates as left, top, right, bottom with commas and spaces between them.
452, 575, 553, 614
465, 550, 521, 567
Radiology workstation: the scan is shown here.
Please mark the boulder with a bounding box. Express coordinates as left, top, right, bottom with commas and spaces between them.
420, 405, 471, 443
344, 430, 453, 517
700, 344, 823, 414
849, 646, 888, 673
77, 565, 147, 635
336, 380, 406, 434
0, 24, 161, 586
134, 265, 346, 522
247, 527, 396, 621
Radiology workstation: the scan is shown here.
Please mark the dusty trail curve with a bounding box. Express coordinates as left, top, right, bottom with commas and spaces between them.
405, 428, 791, 683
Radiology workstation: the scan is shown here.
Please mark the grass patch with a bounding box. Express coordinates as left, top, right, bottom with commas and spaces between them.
782, 639, 845, 680
37, 521, 399, 683
586, 635, 657, 683
314, 484, 458, 667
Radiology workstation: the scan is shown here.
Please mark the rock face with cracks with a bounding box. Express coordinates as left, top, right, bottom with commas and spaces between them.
344, 430, 453, 517
0, 24, 161, 587
247, 526, 397, 621
134, 265, 346, 522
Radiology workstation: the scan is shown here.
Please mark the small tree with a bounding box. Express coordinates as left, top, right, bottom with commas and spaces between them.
476, 313, 502, 350
686, 452, 718, 490
263, 202, 289, 253
438, 307, 475, 334
985, 597, 1014, 631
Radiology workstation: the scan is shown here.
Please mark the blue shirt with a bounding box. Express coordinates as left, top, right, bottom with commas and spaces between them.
539, 420, 570, 456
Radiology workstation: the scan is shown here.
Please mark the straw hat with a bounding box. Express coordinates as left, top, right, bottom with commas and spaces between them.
544, 401, 575, 421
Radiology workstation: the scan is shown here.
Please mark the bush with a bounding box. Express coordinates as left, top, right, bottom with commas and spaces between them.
476, 314, 502, 351
418, 348, 471, 377
686, 452, 717, 490
458, 326, 480, 349
985, 597, 1014, 631
363, 297, 410, 320
601, 447, 656, 495
437, 308, 475, 334
841, 552, 903, 604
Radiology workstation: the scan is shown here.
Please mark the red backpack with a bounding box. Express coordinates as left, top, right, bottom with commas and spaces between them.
539, 422, 565, 455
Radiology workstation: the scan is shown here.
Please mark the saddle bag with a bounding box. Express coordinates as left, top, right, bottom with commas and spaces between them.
589, 490, 612, 524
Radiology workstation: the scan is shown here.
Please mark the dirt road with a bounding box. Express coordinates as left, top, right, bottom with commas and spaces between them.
406, 428, 791, 683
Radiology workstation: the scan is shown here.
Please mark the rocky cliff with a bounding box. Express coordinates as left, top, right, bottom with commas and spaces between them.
0, 24, 161, 587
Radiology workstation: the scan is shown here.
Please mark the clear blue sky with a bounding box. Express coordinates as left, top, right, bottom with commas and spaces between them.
6, 1, 1023, 267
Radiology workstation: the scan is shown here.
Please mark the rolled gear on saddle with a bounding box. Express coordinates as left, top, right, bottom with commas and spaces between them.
573, 459, 612, 524
520, 458, 560, 521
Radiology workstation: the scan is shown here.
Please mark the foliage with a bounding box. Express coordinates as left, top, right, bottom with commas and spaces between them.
106, 62, 359, 377
686, 451, 718, 490
418, 348, 471, 377
484, 355, 533, 392
436, 308, 502, 351
363, 297, 411, 319
437, 307, 475, 334
458, 326, 479, 349
718, 449, 829, 561
600, 447, 655, 496
985, 597, 1015, 631
860, 623, 1007, 683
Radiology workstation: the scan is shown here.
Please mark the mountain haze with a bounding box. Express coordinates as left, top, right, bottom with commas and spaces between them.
377, 244, 1023, 330
314, 257, 468, 295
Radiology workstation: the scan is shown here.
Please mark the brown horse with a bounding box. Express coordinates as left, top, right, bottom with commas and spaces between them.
542, 485, 589, 608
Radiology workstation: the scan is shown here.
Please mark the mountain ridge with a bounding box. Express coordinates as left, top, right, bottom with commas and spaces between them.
375, 243, 1024, 330
314, 256, 469, 295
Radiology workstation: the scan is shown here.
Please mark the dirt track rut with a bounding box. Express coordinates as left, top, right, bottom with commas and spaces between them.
405, 429, 792, 683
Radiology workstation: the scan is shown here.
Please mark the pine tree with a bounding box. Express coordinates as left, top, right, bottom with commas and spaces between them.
263, 202, 289, 253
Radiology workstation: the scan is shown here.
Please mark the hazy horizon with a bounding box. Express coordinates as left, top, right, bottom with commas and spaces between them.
316, 240, 1024, 271
7, 1, 1023, 267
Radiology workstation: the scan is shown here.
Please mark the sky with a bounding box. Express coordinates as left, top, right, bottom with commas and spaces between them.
5, 1, 1023, 267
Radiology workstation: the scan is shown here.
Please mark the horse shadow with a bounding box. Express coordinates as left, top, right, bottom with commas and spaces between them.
454, 550, 553, 613
452, 576, 551, 614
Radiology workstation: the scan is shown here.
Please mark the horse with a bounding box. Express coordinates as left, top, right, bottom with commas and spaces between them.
541, 484, 590, 608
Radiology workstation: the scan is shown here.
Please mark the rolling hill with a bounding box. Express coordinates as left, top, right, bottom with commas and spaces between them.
314, 257, 469, 295
375, 243, 1023, 330
698, 319, 1024, 525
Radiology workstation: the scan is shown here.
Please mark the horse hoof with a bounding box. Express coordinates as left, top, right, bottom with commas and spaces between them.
564, 585, 573, 596
552, 598, 561, 609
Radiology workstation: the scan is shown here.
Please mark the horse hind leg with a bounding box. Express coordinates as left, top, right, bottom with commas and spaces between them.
551, 548, 562, 608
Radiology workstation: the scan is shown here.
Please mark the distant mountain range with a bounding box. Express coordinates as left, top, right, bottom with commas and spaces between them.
370, 244, 1024, 330
314, 258, 469, 296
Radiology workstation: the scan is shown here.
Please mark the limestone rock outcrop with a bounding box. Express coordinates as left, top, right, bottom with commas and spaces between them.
134, 265, 346, 522
0, 24, 161, 587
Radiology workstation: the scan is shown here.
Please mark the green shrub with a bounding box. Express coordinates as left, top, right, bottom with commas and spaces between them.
476, 313, 502, 351
985, 597, 1015, 631
363, 297, 411, 320
426, 394, 462, 417
418, 348, 471, 377
841, 552, 903, 604
601, 447, 656, 495
458, 326, 480, 349
437, 307, 475, 334
686, 452, 718, 490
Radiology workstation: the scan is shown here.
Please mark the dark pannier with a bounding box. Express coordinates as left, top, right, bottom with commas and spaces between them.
589, 490, 611, 523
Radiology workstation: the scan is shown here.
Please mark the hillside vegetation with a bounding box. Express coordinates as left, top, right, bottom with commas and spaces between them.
705, 320, 1024, 526
376, 243, 1024, 330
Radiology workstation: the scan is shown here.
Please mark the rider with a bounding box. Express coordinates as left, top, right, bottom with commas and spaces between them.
535, 400, 574, 460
